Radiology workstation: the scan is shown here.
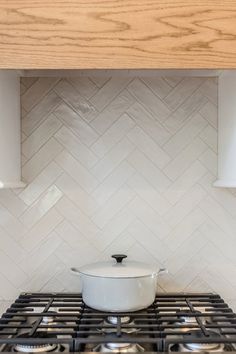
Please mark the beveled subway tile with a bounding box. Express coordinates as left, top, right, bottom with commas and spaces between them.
127, 78, 171, 121
54, 79, 98, 122
22, 138, 63, 183
21, 77, 59, 112
19, 161, 62, 206
2, 75, 236, 301
20, 186, 63, 228
90, 76, 132, 111
91, 90, 135, 134
55, 125, 98, 168
22, 91, 62, 135
22, 114, 62, 159
91, 113, 135, 158
54, 102, 98, 146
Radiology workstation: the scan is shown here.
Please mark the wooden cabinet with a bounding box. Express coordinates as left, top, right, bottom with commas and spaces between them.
0, 0, 236, 69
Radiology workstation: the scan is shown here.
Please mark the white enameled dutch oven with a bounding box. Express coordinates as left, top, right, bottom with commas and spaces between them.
71, 254, 167, 312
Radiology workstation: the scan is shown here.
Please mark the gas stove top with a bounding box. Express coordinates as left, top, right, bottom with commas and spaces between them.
0, 293, 236, 353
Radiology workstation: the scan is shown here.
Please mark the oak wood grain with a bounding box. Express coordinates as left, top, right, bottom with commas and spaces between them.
0, 0, 236, 69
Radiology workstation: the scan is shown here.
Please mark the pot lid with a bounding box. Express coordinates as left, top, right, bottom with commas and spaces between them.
78, 255, 157, 278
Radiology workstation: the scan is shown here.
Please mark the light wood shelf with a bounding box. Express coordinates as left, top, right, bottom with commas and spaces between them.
0, 0, 236, 69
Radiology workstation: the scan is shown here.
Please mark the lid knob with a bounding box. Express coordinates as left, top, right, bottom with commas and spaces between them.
112, 254, 127, 263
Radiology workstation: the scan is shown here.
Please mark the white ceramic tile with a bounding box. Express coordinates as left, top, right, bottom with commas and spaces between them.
127, 78, 171, 121
128, 196, 171, 239
171, 253, 209, 290
199, 196, 236, 238
68, 77, 98, 100
21, 77, 38, 90
19, 232, 62, 274
127, 149, 171, 193
55, 220, 97, 251
20, 208, 63, 252
164, 161, 207, 205
22, 138, 63, 183
21, 77, 59, 112
56, 150, 98, 193
127, 102, 171, 146
199, 173, 236, 218
54, 79, 98, 122
200, 124, 217, 152
91, 90, 135, 134
200, 266, 236, 300
127, 126, 170, 168
0, 204, 28, 241
141, 77, 172, 98
91, 113, 135, 158
0, 273, 19, 300
199, 78, 218, 105
89, 75, 110, 88
90, 76, 132, 111
1, 75, 235, 302
101, 231, 136, 259
92, 187, 135, 228
165, 230, 207, 274
0, 250, 28, 288
92, 161, 135, 206
0, 190, 28, 217
127, 173, 171, 216
20, 186, 63, 228
164, 78, 204, 110
91, 137, 135, 182
163, 77, 183, 88
165, 208, 206, 251
55, 173, 100, 216
127, 219, 170, 263
21, 255, 65, 292
22, 91, 61, 135
95, 209, 135, 250
199, 101, 218, 128
164, 89, 208, 133
22, 114, 62, 159
54, 102, 98, 146
163, 137, 207, 181
0, 226, 26, 263
55, 126, 98, 168
199, 148, 217, 175
163, 185, 206, 228
163, 113, 207, 158
19, 161, 62, 205
200, 221, 236, 265
55, 197, 99, 243
41, 277, 65, 293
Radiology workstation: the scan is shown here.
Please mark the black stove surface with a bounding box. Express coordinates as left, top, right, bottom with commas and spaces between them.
0, 293, 236, 353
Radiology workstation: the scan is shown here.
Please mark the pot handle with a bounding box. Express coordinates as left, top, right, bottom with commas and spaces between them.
157, 268, 168, 276
112, 254, 127, 263
70, 267, 80, 276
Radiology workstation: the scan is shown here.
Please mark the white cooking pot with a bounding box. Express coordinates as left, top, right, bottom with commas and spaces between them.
71, 254, 167, 312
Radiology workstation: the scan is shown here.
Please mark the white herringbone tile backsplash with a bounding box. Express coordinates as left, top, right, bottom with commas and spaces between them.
1, 75, 236, 309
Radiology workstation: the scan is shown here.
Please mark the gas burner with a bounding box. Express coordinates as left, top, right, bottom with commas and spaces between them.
12, 333, 60, 353
176, 310, 202, 324
41, 312, 58, 325
13, 342, 58, 353
93, 342, 145, 353
172, 309, 212, 332
100, 316, 139, 334
39, 311, 66, 333
1, 293, 236, 353
106, 316, 130, 325
175, 330, 226, 353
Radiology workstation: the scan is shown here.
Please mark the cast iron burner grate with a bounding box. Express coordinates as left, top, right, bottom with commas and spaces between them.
0, 293, 236, 352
